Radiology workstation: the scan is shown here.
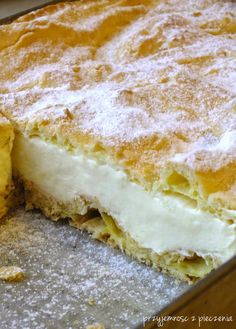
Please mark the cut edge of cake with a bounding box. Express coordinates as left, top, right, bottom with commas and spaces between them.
0, 115, 14, 219
0, 0, 236, 283
10, 131, 236, 283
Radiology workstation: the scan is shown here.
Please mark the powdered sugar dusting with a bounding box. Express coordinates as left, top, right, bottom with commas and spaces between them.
0, 0, 235, 176
0, 209, 187, 329
0, 0, 235, 208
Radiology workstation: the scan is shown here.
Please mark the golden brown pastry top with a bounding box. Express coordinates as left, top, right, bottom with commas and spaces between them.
0, 0, 235, 210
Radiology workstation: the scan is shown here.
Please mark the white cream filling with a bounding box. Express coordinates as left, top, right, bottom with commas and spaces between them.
13, 135, 236, 262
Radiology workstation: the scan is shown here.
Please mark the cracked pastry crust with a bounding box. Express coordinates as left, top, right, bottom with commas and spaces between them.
1, 0, 236, 210
0, 116, 14, 219
0, 0, 236, 281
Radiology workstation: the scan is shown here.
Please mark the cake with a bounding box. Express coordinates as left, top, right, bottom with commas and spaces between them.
0, 116, 14, 219
0, 0, 236, 282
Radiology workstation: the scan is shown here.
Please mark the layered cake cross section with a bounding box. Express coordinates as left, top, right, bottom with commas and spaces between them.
0, 0, 236, 281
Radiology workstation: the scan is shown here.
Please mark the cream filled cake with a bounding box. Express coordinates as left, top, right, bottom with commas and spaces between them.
0, 0, 236, 282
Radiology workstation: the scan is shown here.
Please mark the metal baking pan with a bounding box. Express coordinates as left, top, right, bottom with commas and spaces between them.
0, 2, 235, 328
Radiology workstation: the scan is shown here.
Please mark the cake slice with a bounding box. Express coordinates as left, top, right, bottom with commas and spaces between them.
0, 116, 14, 219
0, 0, 236, 282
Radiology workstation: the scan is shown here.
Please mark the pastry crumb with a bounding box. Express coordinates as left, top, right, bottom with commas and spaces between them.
87, 297, 96, 306
86, 323, 105, 329
0, 266, 25, 282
